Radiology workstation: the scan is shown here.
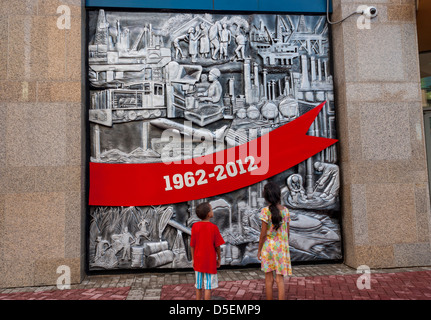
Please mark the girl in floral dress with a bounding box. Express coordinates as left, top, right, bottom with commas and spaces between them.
257, 182, 292, 300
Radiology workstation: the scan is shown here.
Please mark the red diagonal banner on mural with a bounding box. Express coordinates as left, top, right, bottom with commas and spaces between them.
89, 102, 337, 206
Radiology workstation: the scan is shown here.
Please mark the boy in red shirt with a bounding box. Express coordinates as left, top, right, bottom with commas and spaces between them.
190, 202, 225, 300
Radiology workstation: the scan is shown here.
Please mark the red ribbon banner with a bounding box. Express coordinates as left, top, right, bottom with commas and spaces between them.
89, 102, 337, 206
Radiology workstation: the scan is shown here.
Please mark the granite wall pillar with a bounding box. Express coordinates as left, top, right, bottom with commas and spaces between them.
332, 0, 431, 268
0, 0, 86, 288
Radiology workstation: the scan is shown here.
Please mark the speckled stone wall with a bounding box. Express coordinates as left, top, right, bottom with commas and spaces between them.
0, 0, 86, 288
332, 0, 431, 268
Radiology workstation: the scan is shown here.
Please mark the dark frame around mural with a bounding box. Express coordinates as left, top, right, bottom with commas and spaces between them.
85, 8, 342, 272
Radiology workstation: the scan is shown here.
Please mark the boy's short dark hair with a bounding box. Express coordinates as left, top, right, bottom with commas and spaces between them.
196, 202, 212, 220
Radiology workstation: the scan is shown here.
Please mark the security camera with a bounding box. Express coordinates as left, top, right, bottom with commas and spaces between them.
361, 6, 378, 19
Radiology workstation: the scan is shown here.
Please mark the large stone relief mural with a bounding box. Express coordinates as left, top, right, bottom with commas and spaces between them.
87, 10, 341, 271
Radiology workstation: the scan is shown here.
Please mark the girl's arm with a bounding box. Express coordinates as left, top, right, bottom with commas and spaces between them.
257, 221, 268, 260
216, 246, 221, 268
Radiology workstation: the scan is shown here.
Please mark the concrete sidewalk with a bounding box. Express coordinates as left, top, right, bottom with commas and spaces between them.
1, 264, 430, 300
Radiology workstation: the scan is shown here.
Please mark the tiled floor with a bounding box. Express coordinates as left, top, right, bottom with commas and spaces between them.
1, 264, 431, 300
160, 270, 431, 300
0, 286, 130, 300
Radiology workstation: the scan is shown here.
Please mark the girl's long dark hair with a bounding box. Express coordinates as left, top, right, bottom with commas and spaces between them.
263, 182, 282, 231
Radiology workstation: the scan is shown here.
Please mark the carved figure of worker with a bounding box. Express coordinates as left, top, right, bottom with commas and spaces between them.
209, 21, 221, 60
188, 27, 200, 62
234, 27, 246, 60
173, 34, 188, 59
94, 236, 110, 262
93, 236, 118, 268
119, 227, 135, 261
236, 201, 260, 241
219, 23, 231, 59
135, 218, 151, 245
199, 23, 210, 58
197, 68, 222, 105
287, 174, 306, 203
314, 161, 339, 201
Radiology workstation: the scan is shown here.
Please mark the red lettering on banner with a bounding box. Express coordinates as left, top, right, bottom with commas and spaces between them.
89, 102, 337, 206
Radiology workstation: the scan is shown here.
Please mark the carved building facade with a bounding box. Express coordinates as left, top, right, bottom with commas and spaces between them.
0, 0, 430, 288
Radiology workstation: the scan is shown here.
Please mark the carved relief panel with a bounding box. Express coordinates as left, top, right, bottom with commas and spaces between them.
87, 10, 341, 271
